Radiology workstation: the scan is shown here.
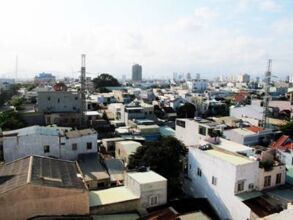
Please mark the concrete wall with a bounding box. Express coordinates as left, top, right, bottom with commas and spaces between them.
125, 174, 167, 209
3, 134, 60, 162
62, 134, 97, 160
187, 147, 257, 220
278, 150, 293, 166
90, 199, 139, 215
175, 119, 199, 146
4, 133, 97, 162
0, 184, 89, 220
257, 165, 286, 191
38, 91, 81, 113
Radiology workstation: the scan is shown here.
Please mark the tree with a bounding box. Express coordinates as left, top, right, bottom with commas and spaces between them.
9, 96, 25, 110
280, 120, 293, 137
128, 136, 188, 198
0, 110, 26, 130
177, 103, 196, 118
92, 73, 121, 91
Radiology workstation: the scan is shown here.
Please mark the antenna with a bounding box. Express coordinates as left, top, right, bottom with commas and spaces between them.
262, 59, 272, 129
80, 54, 86, 128
15, 55, 18, 81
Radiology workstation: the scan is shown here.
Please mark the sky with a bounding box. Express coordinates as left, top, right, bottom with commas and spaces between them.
0, 0, 292, 80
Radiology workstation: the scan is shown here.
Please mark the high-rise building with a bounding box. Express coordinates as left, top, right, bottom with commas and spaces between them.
186, 72, 192, 81
132, 64, 142, 82
238, 73, 250, 83
196, 73, 200, 80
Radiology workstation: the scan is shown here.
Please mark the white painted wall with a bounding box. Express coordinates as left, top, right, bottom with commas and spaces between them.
125, 173, 167, 209
3, 132, 97, 162
187, 147, 258, 220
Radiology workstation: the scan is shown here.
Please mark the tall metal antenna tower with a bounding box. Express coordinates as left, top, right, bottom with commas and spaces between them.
80, 54, 86, 128
262, 59, 272, 129
15, 55, 18, 81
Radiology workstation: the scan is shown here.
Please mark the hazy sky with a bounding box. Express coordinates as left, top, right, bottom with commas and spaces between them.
0, 0, 292, 80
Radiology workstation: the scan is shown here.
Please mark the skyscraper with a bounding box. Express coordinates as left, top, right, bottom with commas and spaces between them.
132, 64, 142, 82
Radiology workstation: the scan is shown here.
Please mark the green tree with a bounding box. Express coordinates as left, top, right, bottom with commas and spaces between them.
0, 110, 26, 130
280, 120, 293, 137
177, 103, 196, 118
9, 96, 25, 110
128, 136, 188, 198
92, 73, 121, 91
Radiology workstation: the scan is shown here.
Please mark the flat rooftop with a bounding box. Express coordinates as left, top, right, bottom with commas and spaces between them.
127, 171, 167, 184
200, 139, 253, 154
206, 149, 254, 166
89, 186, 139, 207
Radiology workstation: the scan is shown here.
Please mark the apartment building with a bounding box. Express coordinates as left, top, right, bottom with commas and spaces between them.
2, 126, 97, 162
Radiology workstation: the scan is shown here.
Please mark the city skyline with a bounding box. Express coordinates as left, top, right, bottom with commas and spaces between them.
0, 0, 293, 79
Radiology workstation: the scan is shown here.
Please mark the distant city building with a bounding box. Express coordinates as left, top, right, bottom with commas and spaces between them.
238, 73, 250, 83
173, 72, 178, 81
34, 72, 56, 84
186, 80, 208, 93
186, 72, 192, 81
132, 64, 142, 82
0, 78, 15, 90
289, 75, 293, 84
121, 74, 126, 82
196, 73, 200, 80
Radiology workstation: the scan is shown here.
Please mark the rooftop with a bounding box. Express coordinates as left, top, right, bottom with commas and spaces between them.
65, 129, 96, 138
104, 159, 125, 182
3, 125, 62, 137
78, 153, 109, 181
0, 155, 86, 195
89, 186, 139, 207
127, 171, 167, 184
205, 148, 254, 166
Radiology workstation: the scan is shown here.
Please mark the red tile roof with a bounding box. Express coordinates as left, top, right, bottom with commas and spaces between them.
272, 135, 293, 150
246, 126, 264, 133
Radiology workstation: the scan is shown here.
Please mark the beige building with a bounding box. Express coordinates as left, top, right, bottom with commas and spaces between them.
0, 155, 89, 220
115, 141, 142, 166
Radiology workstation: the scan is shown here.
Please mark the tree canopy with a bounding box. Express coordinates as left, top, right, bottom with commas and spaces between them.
92, 73, 121, 91
0, 110, 26, 131
128, 136, 188, 198
177, 103, 196, 118
280, 120, 293, 137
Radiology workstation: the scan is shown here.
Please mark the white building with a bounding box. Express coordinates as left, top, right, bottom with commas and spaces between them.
223, 127, 273, 146
177, 118, 286, 219
187, 144, 286, 220
238, 73, 250, 83
186, 80, 208, 93
3, 126, 97, 162
125, 171, 167, 208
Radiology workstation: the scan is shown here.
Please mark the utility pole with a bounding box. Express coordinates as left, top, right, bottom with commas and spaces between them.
80, 54, 86, 128
262, 59, 272, 129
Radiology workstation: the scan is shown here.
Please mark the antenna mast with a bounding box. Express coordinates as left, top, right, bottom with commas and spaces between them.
80, 54, 86, 128
262, 59, 272, 129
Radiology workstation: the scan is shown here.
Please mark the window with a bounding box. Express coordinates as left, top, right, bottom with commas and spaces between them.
176, 120, 186, 128
75, 96, 78, 100
276, 173, 282, 184
44, 145, 50, 153
197, 168, 202, 177
237, 180, 245, 192
98, 182, 105, 188
212, 176, 217, 185
57, 98, 60, 103
149, 195, 158, 206
72, 143, 77, 151
199, 126, 207, 136
87, 142, 92, 150
47, 96, 51, 101
264, 176, 271, 187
